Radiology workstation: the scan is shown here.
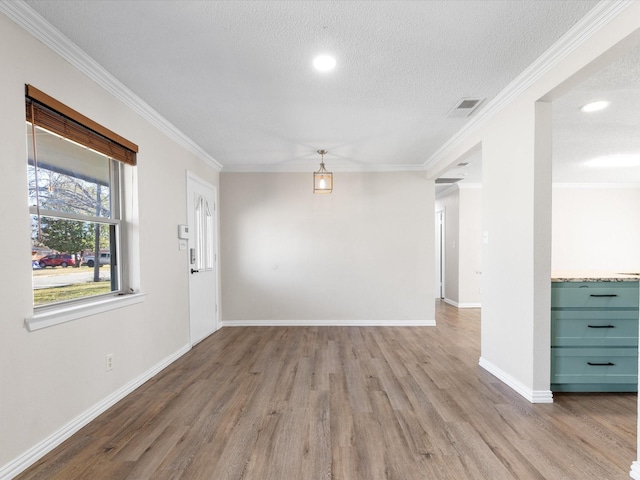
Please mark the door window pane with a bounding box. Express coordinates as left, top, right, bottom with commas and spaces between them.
194, 195, 214, 272
204, 201, 214, 271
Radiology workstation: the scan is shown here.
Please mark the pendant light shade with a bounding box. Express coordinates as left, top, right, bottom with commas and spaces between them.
313, 149, 333, 194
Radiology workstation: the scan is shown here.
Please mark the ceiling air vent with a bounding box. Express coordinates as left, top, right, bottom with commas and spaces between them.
435, 178, 463, 184
446, 97, 485, 118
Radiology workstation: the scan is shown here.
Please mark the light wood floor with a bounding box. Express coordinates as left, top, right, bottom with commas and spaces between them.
17, 301, 637, 479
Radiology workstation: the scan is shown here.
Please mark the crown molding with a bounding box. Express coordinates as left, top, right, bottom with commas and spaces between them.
422, 0, 636, 172
434, 181, 482, 199
221, 162, 428, 173
0, 0, 223, 172
4, 1, 633, 175
434, 183, 459, 198
436, 182, 640, 195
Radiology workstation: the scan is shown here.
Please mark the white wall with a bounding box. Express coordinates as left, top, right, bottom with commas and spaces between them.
220, 172, 435, 323
435, 185, 482, 308
552, 186, 640, 271
480, 99, 550, 396
435, 189, 459, 305
434, 209, 444, 298
458, 186, 483, 306
0, 12, 219, 475
426, 4, 640, 404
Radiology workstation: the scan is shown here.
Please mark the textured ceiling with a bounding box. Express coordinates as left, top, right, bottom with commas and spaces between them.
437, 37, 640, 189
21, 0, 603, 172
552, 39, 640, 184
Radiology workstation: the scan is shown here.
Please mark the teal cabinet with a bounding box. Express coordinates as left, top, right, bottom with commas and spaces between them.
551, 281, 639, 393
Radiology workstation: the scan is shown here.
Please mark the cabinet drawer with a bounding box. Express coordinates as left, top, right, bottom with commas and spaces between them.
551, 310, 638, 347
552, 282, 639, 308
551, 347, 638, 384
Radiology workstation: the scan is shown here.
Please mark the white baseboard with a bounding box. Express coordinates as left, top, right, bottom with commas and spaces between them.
443, 298, 457, 307
479, 357, 553, 404
630, 461, 640, 480
443, 298, 481, 309
0, 345, 191, 480
458, 303, 481, 309
220, 319, 436, 327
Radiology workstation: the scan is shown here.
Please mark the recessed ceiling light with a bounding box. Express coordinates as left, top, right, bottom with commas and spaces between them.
586, 154, 640, 168
313, 54, 336, 72
580, 100, 610, 113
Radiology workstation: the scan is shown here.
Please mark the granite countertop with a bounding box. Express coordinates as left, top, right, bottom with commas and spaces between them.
552, 271, 640, 282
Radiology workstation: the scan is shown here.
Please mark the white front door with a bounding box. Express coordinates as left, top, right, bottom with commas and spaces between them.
186, 172, 219, 345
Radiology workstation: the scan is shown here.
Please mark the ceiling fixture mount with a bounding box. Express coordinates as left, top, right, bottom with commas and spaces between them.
580, 100, 610, 113
313, 55, 336, 72
313, 150, 333, 194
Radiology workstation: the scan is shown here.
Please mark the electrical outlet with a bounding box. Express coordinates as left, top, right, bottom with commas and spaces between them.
106, 353, 113, 371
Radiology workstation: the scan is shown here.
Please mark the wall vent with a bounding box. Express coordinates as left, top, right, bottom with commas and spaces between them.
435, 177, 463, 184
446, 97, 485, 118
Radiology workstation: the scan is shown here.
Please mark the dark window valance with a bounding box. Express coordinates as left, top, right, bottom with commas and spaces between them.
25, 84, 138, 166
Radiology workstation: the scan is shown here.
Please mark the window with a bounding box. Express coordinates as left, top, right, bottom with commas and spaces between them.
195, 195, 215, 272
26, 85, 138, 308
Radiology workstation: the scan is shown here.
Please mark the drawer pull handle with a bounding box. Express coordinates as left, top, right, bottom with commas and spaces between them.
587, 362, 615, 366
587, 325, 615, 329
589, 294, 618, 297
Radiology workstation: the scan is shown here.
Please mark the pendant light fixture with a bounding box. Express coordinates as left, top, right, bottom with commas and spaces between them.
313, 149, 333, 194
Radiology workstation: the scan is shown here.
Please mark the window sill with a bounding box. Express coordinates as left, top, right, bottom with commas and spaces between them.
25, 292, 146, 332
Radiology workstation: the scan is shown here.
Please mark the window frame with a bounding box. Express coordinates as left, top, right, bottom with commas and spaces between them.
28, 151, 123, 308
24, 85, 143, 328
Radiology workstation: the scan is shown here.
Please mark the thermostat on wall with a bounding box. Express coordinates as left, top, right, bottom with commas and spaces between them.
178, 224, 189, 239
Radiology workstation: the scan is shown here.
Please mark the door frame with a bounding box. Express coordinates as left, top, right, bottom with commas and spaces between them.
186, 170, 220, 345
435, 209, 446, 299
